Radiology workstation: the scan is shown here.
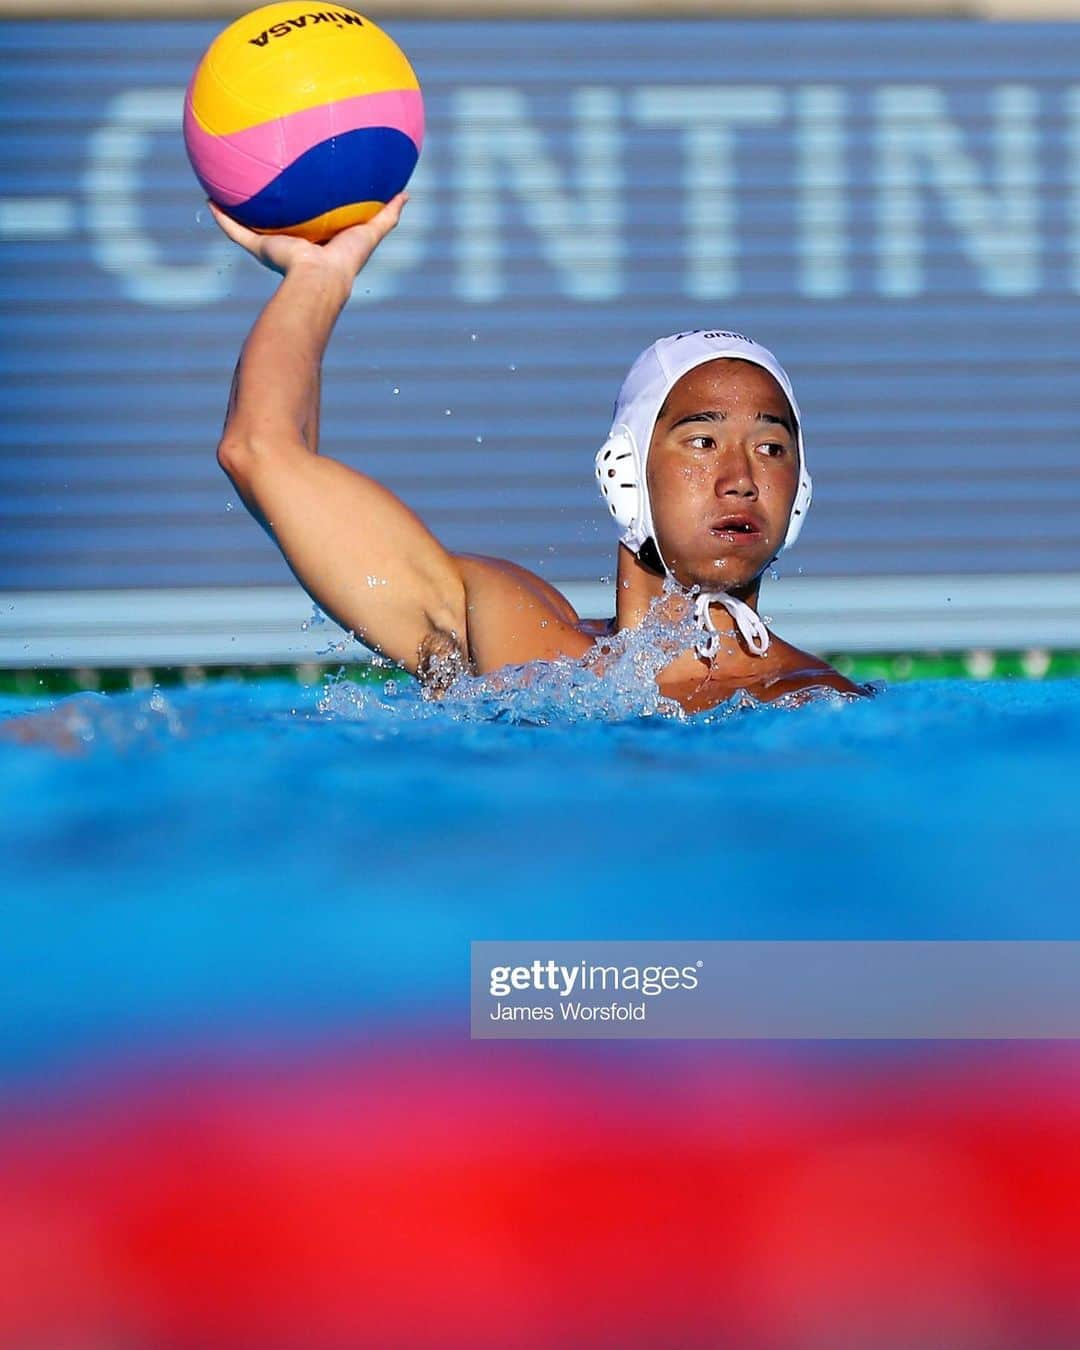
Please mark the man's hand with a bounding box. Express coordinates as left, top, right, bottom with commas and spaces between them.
207, 192, 409, 292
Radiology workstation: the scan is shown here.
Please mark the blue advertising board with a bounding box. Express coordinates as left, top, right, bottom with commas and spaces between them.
2, 19, 1079, 596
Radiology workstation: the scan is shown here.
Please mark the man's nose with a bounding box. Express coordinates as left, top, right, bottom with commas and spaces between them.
714, 448, 758, 498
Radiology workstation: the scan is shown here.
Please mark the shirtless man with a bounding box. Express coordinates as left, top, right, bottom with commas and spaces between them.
211, 194, 864, 713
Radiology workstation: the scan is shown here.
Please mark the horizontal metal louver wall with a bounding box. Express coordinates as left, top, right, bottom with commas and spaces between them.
2, 19, 1079, 594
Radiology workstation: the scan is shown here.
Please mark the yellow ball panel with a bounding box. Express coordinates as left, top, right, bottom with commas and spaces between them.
190, 3, 419, 134
251, 198, 383, 243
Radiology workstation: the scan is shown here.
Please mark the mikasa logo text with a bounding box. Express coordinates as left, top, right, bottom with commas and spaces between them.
248, 12, 364, 47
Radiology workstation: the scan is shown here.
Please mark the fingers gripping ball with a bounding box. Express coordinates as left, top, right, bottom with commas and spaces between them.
183, 3, 423, 243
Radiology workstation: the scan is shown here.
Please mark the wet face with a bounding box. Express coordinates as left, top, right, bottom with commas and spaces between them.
644, 359, 800, 593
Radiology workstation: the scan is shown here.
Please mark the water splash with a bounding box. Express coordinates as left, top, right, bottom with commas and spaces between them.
458, 584, 698, 724
316, 633, 358, 659
0, 688, 187, 755
314, 580, 838, 728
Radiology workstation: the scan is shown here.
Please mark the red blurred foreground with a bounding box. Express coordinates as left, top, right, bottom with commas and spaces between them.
2, 1041, 1079, 1349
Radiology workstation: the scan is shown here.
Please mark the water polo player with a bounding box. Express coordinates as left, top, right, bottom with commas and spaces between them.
211, 196, 863, 711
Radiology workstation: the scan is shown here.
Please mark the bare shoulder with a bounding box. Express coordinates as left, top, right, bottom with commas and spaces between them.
453, 553, 596, 673
456, 553, 581, 622
764, 637, 870, 699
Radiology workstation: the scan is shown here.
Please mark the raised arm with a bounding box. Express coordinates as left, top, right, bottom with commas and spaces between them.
211, 196, 468, 680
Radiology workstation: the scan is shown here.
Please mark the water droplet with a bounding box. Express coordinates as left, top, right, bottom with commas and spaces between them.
475, 435, 484, 444
195, 207, 203, 225
224, 500, 234, 512
508, 363, 517, 371
599, 575, 611, 585
444, 408, 452, 416
470, 332, 478, 342
392, 386, 400, 395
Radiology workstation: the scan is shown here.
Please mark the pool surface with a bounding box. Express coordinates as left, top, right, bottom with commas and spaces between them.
2, 672, 1079, 1347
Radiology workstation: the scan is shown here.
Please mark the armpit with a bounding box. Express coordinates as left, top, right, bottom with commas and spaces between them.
416, 628, 469, 695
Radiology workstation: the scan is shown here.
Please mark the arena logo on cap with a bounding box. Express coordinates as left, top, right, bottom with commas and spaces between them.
673, 329, 752, 344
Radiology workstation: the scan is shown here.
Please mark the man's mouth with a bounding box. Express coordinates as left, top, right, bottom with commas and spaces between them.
709, 514, 765, 544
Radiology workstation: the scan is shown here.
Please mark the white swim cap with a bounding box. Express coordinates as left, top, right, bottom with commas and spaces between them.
594, 329, 813, 658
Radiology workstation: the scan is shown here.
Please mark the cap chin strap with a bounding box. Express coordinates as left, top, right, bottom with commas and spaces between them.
645, 529, 771, 660
691, 589, 771, 660
643, 530, 772, 661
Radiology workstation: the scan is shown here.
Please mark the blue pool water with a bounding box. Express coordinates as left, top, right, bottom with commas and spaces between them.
1, 673, 1078, 1086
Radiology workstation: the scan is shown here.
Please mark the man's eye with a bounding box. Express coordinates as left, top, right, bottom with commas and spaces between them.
759, 442, 788, 457
688, 435, 714, 450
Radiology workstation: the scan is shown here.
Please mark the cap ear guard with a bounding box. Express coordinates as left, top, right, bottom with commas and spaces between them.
781, 466, 813, 552
594, 425, 644, 542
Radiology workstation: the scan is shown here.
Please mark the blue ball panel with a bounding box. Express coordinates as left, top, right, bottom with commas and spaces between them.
231, 126, 419, 231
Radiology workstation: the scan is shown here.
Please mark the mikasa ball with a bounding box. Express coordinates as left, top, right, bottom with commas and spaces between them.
183, 2, 423, 243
